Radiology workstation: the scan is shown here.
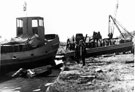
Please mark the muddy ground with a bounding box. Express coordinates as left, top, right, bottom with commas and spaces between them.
48, 53, 134, 92
0, 69, 61, 92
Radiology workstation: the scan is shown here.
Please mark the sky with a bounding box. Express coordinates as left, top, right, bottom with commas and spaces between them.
0, 0, 135, 42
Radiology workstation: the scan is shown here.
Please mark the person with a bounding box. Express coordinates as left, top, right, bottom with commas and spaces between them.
92, 31, 96, 47
72, 35, 75, 50
84, 34, 88, 42
97, 31, 102, 47
93, 31, 101, 47
75, 39, 86, 66
108, 32, 113, 39
66, 38, 70, 50
108, 32, 113, 45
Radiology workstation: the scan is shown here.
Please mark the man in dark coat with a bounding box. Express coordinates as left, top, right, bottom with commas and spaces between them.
108, 32, 113, 45
97, 31, 102, 47
66, 38, 70, 50
75, 39, 86, 66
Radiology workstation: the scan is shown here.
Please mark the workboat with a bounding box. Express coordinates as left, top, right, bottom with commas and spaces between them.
0, 17, 59, 72
65, 15, 134, 58
66, 41, 133, 58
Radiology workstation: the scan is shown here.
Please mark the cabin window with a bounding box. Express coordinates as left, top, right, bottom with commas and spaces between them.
32, 20, 38, 27
39, 19, 43, 26
17, 19, 23, 36
32, 20, 38, 34
17, 19, 23, 27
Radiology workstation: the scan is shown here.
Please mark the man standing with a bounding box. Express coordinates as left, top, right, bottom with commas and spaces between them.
108, 32, 113, 45
75, 39, 86, 66
66, 38, 70, 50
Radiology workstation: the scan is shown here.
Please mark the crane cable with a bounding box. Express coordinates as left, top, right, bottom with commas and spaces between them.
113, 0, 133, 39
109, 15, 125, 39
115, 20, 133, 38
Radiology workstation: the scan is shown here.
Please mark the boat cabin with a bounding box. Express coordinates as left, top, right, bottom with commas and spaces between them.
16, 17, 45, 40
75, 33, 84, 44
1, 17, 46, 53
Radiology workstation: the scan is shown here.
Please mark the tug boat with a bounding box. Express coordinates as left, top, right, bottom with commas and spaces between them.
0, 17, 59, 72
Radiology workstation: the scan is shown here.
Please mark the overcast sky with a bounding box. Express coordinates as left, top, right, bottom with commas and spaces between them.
0, 0, 135, 42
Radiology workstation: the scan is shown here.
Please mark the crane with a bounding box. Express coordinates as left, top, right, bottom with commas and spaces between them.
108, 15, 133, 40
108, 0, 133, 40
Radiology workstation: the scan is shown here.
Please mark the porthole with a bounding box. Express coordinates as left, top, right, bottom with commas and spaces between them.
12, 56, 17, 59
31, 54, 34, 56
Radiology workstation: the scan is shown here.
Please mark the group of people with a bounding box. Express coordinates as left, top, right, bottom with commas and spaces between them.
66, 31, 116, 50
92, 31, 102, 47
88, 31, 115, 48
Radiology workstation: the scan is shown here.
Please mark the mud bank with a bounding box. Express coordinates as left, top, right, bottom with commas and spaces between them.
47, 54, 134, 92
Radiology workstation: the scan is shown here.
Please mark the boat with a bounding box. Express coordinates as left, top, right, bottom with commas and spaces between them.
66, 41, 133, 58
65, 15, 134, 58
0, 17, 60, 72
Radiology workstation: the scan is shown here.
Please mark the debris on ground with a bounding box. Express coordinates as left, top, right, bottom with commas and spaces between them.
12, 65, 52, 78
47, 54, 134, 92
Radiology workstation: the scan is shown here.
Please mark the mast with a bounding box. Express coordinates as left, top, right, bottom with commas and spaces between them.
23, 1, 29, 38
108, 0, 119, 38
114, 0, 119, 19
112, 0, 119, 35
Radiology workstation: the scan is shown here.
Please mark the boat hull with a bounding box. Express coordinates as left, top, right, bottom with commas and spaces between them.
66, 42, 133, 58
0, 34, 60, 73
86, 42, 133, 57
0, 50, 57, 73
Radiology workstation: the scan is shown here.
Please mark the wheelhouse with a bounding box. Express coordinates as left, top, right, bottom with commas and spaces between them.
16, 17, 45, 40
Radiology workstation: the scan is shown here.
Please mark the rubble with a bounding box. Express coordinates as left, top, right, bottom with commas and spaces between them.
47, 54, 134, 92
95, 68, 103, 73
12, 65, 52, 78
